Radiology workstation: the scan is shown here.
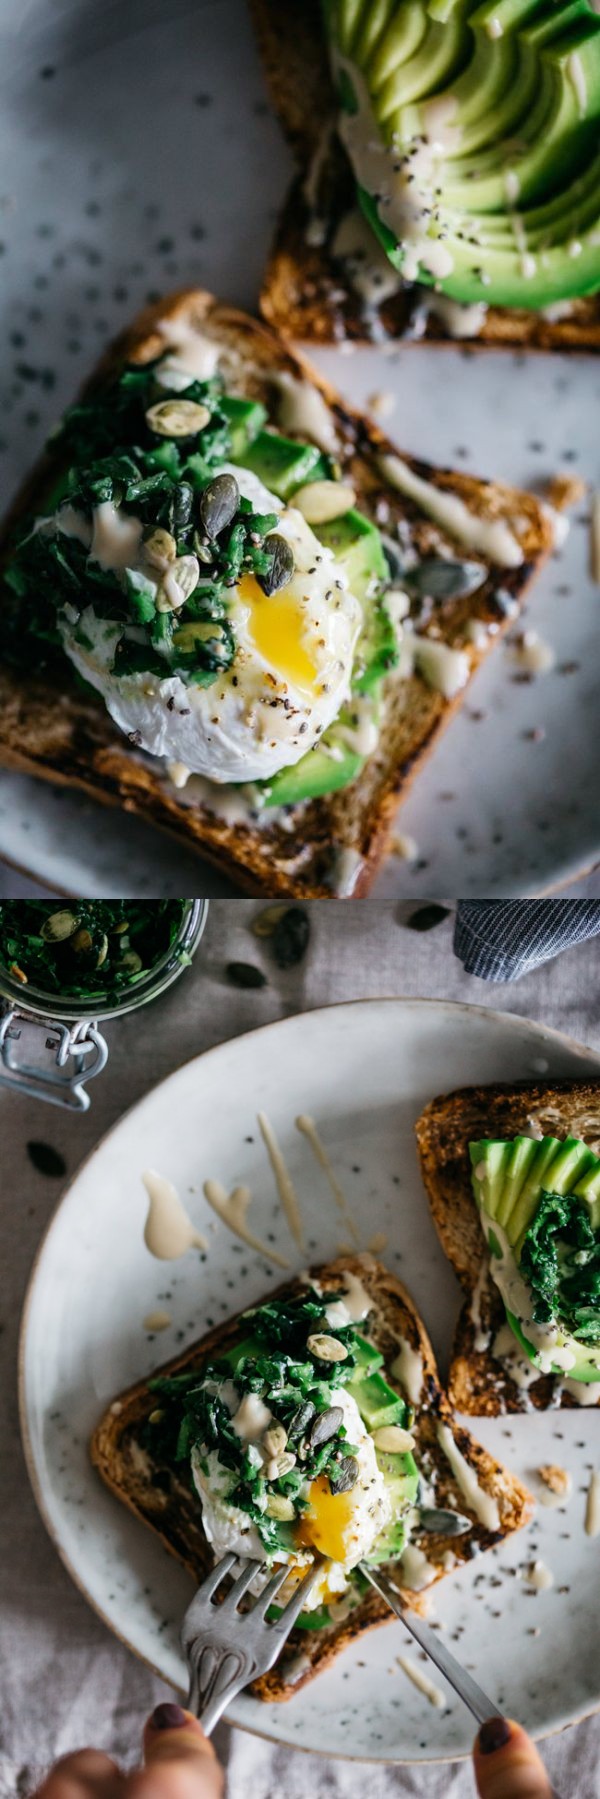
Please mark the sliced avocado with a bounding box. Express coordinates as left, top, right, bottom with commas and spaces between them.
470, 1132, 600, 1383
220, 395, 267, 459
260, 737, 364, 808
366, 1445, 420, 1562
313, 507, 397, 695
353, 1333, 384, 1374
327, 0, 600, 309
237, 429, 325, 499
347, 1367, 406, 1429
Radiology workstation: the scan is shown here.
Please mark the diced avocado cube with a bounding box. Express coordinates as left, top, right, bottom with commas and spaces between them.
348, 1369, 406, 1430
237, 430, 324, 499
220, 395, 267, 459
352, 1333, 384, 1375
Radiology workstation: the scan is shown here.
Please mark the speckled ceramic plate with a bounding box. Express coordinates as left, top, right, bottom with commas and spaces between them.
0, 0, 599, 896
20, 999, 600, 1763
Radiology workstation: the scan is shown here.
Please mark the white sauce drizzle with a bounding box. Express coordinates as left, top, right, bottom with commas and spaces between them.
202, 1179, 290, 1269
400, 1544, 437, 1591
478, 1210, 599, 1377
564, 1377, 600, 1406
142, 1308, 172, 1331
90, 500, 143, 572
378, 453, 523, 568
271, 372, 339, 456
295, 1113, 360, 1245
257, 1113, 304, 1248
396, 1656, 445, 1708
508, 630, 556, 676
493, 1323, 539, 1398
526, 1559, 554, 1591
391, 1340, 423, 1406
231, 1394, 272, 1442
333, 847, 364, 896
436, 1423, 501, 1532
427, 293, 489, 340
470, 1264, 492, 1352
143, 1170, 208, 1259
585, 1470, 600, 1537
331, 208, 403, 307
303, 123, 334, 247
334, 56, 456, 283
401, 630, 470, 700
155, 315, 222, 382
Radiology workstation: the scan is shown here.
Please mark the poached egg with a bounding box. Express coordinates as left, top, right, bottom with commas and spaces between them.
191, 1387, 391, 1611
56, 465, 362, 784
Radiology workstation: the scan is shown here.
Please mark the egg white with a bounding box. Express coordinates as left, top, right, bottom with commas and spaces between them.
59, 468, 362, 784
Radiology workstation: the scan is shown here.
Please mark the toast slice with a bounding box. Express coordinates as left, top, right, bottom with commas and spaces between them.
252, 0, 600, 353
415, 1080, 600, 1414
0, 288, 553, 897
91, 1253, 534, 1701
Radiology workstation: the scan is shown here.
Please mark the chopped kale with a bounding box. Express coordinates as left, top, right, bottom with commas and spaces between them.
0, 899, 186, 1001
1, 358, 278, 690
520, 1190, 600, 1342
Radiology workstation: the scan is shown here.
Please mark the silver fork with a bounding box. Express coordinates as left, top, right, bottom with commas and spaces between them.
181, 1552, 323, 1733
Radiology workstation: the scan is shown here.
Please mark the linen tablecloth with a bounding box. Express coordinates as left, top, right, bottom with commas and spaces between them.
2, 899, 599, 1798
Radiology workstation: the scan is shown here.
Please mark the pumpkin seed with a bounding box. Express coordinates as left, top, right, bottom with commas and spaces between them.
10, 962, 28, 983
309, 1406, 343, 1450
95, 933, 109, 970
372, 1425, 415, 1453
404, 556, 484, 602
307, 1333, 348, 1364
268, 1450, 297, 1480
40, 909, 79, 943
329, 1455, 359, 1494
265, 1493, 296, 1521
226, 962, 267, 990
286, 1400, 316, 1440
145, 398, 211, 438
251, 904, 289, 939
272, 906, 310, 969
149, 1408, 165, 1424
198, 472, 239, 539
257, 534, 295, 596
419, 1507, 472, 1536
294, 480, 356, 525
71, 928, 94, 957
156, 553, 200, 613
143, 527, 177, 570
262, 1423, 288, 1458
119, 950, 143, 975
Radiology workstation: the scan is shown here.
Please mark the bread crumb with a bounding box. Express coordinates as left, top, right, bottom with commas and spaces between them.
390, 832, 419, 861
545, 472, 586, 511
538, 1464, 571, 1499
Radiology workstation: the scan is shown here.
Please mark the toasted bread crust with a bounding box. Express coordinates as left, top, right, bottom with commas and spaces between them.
91, 1253, 533, 1700
415, 1080, 600, 1413
0, 288, 552, 896
252, 0, 600, 353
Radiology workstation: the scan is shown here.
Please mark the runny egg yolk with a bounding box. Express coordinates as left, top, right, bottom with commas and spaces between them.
296, 1473, 358, 1565
237, 572, 319, 694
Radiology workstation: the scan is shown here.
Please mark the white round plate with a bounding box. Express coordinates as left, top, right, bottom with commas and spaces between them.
20, 999, 600, 1763
0, 0, 599, 895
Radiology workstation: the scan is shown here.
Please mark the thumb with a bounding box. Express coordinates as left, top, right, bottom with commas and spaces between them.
137, 1704, 223, 1797
473, 1718, 553, 1799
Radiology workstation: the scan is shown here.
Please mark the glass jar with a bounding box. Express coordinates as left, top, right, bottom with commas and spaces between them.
0, 898, 208, 1110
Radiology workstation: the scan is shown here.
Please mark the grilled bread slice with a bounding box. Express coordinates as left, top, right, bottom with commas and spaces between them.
415, 1080, 600, 1414
253, 0, 600, 353
91, 1252, 534, 1701
0, 288, 552, 897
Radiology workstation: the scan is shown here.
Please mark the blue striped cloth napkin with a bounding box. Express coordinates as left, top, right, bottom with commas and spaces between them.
454, 900, 600, 982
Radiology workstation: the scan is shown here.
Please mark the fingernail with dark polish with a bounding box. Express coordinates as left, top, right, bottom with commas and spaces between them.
150, 1702, 188, 1731
478, 1717, 512, 1755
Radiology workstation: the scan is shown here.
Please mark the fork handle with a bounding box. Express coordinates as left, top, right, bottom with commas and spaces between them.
187, 1639, 258, 1735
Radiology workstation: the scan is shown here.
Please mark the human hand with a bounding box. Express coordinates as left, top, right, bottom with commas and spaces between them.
32, 1703, 223, 1798
474, 1717, 554, 1799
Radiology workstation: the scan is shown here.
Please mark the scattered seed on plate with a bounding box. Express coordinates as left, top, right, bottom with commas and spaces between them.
272, 906, 310, 968
251, 904, 289, 938
405, 905, 451, 932
225, 961, 268, 989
